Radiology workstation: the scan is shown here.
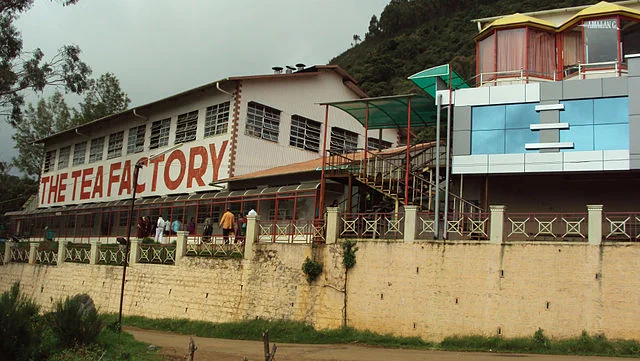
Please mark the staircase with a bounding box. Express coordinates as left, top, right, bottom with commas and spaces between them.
324, 145, 482, 215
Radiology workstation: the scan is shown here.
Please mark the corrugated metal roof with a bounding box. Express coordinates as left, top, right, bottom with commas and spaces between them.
476, 13, 555, 38
560, 1, 640, 31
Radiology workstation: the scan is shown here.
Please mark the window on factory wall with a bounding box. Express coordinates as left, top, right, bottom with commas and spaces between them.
175, 110, 198, 144
330, 127, 358, 153
246, 101, 280, 142
58, 146, 70, 169
150, 118, 170, 149
204, 102, 230, 137
72, 142, 87, 166
107, 131, 124, 159
43, 150, 56, 173
127, 125, 146, 154
367, 137, 392, 151
89, 137, 105, 163
559, 97, 628, 151
289, 115, 320, 152
470, 103, 538, 155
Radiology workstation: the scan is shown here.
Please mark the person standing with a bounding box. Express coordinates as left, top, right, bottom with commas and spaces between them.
219, 209, 235, 244
136, 217, 145, 239
155, 215, 165, 244
171, 218, 182, 235
187, 217, 196, 235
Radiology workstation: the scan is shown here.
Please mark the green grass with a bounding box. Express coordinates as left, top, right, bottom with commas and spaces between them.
96, 325, 163, 361
111, 314, 640, 358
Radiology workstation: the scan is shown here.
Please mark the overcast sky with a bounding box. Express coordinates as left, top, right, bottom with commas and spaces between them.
1, 0, 390, 173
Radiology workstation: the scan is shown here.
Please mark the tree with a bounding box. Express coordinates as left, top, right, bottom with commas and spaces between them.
0, 164, 37, 233
72, 72, 131, 125
0, 0, 90, 125
366, 15, 380, 38
11, 73, 130, 178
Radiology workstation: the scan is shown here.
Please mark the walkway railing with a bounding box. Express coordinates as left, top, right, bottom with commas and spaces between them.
339, 212, 404, 240
505, 212, 588, 242
602, 212, 640, 241
257, 219, 324, 243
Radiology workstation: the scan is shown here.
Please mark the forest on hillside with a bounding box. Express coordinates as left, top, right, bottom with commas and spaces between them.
330, 0, 600, 97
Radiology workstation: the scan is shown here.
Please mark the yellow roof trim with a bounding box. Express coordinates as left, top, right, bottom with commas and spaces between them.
476, 13, 555, 39
559, 1, 640, 31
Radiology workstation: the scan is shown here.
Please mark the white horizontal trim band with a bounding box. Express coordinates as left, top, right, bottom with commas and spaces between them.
525, 142, 574, 150
530, 122, 569, 130
535, 104, 564, 112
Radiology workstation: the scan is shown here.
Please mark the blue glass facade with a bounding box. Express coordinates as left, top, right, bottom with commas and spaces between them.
471, 103, 538, 154
559, 97, 628, 151
470, 97, 628, 155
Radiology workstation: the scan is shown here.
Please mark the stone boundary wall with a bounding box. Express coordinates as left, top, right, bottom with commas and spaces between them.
1, 240, 640, 342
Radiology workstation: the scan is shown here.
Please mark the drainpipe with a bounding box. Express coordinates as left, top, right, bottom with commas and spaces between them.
132, 108, 147, 121
216, 80, 233, 96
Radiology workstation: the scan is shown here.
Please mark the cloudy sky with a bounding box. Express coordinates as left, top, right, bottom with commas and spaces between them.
2, 0, 390, 172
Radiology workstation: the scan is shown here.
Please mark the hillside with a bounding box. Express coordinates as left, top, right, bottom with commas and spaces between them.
330, 0, 599, 97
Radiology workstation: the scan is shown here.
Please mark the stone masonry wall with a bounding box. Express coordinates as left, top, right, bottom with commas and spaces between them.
1, 241, 639, 342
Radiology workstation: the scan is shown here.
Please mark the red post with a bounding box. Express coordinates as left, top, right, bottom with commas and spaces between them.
405, 97, 411, 204
364, 101, 369, 178
318, 105, 330, 220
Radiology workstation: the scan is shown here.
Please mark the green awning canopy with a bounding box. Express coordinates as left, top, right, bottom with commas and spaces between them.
319, 94, 437, 130
407, 64, 469, 98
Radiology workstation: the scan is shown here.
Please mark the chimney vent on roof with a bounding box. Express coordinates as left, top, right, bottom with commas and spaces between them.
285, 65, 295, 74
296, 63, 306, 71
272, 66, 283, 74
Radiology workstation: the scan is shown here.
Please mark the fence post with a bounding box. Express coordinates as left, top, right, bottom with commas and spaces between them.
4, 241, 13, 264
129, 239, 139, 264
29, 242, 39, 264
57, 240, 67, 265
489, 205, 506, 244
325, 207, 339, 244
175, 231, 188, 264
244, 214, 257, 260
587, 205, 603, 245
89, 240, 99, 265
404, 206, 418, 242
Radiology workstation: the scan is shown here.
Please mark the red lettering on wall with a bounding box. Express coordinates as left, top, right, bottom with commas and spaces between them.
119, 160, 131, 196
108, 162, 121, 197
209, 140, 228, 181
48, 174, 59, 204
71, 170, 82, 201
57, 173, 68, 203
80, 168, 93, 200
149, 155, 165, 191
135, 157, 147, 193
187, 146, 208, 188
92, 166, 104, 199
40, 176, 51, 205
164, 150, 186, 190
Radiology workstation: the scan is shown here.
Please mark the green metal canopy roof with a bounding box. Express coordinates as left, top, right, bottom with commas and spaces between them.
319, 94, 437, 130
408, 64, 469, 98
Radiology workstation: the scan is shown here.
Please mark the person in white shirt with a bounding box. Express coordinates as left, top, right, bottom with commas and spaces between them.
155, 216, 165, 244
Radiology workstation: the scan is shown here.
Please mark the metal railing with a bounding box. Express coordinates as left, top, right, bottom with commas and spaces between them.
415, 211, 490, 241
602, 212, 640, 241
339, 212, 404, 240
66, 243, 91, 264
35, 243, 58, 265
97, 244, 126, 265
10, 243, 29, 263
257, 219, 324, 243
505, 212, 588, 242
185, 235, 244, 258
138, 243, 176, 265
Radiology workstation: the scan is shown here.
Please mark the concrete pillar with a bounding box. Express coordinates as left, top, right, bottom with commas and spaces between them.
489, 205, 506, 244
403, 206, 418, 242
4, 241, 13, 264
175, 231, 188, 264
57, 240, 68, 265
587, 205, 603, 245
129, 239, 139, 264
29, 242, 39, 264
325, 207, 339, 244
244, 215, 257, 260
89, 240, 99, 265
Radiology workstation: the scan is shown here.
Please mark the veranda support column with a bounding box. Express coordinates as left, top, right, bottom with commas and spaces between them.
244, 214, 257, 260
403, 206, 418, 242
175, 231, 188, 264
29, 242, 38, 264
587, 205, 603, 245
57, 240, 68, 265
89, 240, 99, 265
489, 205, 506, 244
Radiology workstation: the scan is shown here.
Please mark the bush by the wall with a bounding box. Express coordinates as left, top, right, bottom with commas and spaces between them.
47, 294, 103, 348
0, 282, 43, 361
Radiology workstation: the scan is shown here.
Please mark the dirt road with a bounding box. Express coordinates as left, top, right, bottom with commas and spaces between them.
126, 327, 628, 361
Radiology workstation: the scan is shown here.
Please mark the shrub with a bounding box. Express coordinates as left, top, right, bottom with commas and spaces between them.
302, 257, 323, 282
342, 240, 358, 270
0, 282, 42, 361
47, 294, 103, 348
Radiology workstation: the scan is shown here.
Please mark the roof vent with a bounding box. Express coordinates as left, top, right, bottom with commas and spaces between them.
296, 63, 306, 71
272, 66, 283, 74
285, 65, 295, 74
